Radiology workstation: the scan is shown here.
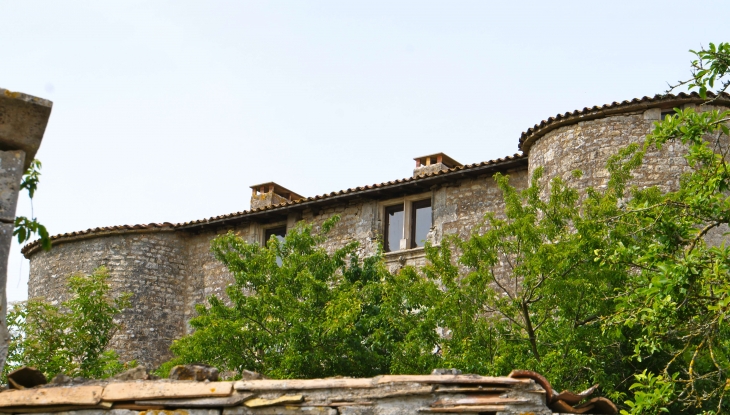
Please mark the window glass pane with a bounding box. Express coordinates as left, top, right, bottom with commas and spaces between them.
412, 199, 432, 248
265, 227, 286, 243
385, 205, 404, 252
265, 227, 287, 266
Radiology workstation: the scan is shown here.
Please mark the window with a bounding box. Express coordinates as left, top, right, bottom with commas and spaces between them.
264, 226, 286, 243
264, 226, 287, 266
411, 199, 432, 248
661, 110, 675, 120
383, 197, 432, 252
385, 205, 405, 252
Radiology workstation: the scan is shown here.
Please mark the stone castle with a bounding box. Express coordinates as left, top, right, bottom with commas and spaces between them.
22, 92, 730, 368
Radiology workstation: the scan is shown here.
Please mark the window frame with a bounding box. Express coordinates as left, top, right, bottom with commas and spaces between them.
260, 222, 287, 245
380, 193, 433, 253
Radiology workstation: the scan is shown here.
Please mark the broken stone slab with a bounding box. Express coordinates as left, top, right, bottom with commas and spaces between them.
109, 404, 164, 411
24, 410, 221, 415
430, 395, 530, 407
433, 385, 510, 393
101, 381, 233, 401
234, 378, 376, 391
419, 405, 508, 412
244, 394, 302, 408
335, 396, 438, 415
282, 383, 432, 405
7, 366, 47, 389
11, 410, 130, 415
0, 403, 112, 414
135, 392, 256, 408
169, 365, 219, 382
376, 375, 530, 385
0, 385, 103, 407
0, 88, 52, 171
223, 407, 335, 415
142, 410, 220, 415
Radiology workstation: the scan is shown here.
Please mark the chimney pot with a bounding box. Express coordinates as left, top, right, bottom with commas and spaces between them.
249, 182, 304, 210
412, 153, 462, 178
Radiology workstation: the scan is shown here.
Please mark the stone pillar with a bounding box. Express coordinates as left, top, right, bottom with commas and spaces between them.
0, 88, 52, 372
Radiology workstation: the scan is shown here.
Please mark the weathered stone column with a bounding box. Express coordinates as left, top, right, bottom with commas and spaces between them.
0, 88, 52, 372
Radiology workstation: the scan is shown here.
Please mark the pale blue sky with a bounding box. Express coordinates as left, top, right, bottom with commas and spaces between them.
2, 0, 728, 301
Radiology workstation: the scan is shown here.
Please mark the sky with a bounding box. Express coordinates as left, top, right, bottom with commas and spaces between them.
1, 0, 728, 302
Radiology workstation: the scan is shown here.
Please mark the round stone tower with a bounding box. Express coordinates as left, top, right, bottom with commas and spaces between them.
26, 227, 190, 367
521, 92, 730, 194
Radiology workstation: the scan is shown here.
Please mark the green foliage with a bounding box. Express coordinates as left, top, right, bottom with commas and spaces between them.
14, 159, 50, 250
682, 42, 730, 99
20, 159, 42, 199
598, 43, 730, 414
621, 371, 677, 415
394, 167, 632, 398
165, 217, 434, 379
4, 267, 132, 380
13, 216, 49, 250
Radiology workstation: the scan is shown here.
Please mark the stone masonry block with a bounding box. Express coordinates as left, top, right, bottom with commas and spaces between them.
224, 407, 333, 415
30, 410, 139, 415
643, 108, 661, 120
0, 88, 52, 170
0, 150, 25, 222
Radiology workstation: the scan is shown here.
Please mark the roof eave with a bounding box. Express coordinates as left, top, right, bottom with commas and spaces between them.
519, 92, 730, 154
22, 155, 527, 258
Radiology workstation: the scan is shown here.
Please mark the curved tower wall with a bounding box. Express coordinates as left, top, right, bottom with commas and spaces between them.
527, 104, 730, 195
28, 232, 188, 366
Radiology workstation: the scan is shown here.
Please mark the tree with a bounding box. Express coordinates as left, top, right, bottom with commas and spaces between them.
4, 266, 132, 380
389, 166, 634, 400
162, 217, 436, 379
14, 159, 51, 250
596, 43, 730, 414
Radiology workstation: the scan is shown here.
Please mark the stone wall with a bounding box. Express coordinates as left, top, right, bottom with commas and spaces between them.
27, 97, 730, 370
26, 167, 533, 368
528, 105, 730, 195
28, 232, 188, 366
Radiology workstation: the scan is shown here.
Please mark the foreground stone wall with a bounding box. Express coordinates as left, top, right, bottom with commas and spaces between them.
0, 373, 575, 415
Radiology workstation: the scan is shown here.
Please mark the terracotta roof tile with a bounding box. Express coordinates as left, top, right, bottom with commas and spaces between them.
518, 91, 730, 153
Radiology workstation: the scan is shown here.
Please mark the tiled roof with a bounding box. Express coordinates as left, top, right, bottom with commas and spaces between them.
21, 153, 526, 257
518, 91, 730, 153
25, 92, 730, 257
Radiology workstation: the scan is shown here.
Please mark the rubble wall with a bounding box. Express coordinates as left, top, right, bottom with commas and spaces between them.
27, 232, 188, 367
26, 168, 532, 369
185, 170, 531, 320
528, 105, 730, 195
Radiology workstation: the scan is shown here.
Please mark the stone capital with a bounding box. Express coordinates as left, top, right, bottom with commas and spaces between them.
0, 88, 53, 171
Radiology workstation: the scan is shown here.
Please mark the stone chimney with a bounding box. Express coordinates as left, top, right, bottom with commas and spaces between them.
413, 153, 462, 178
250, 182, 304, 210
